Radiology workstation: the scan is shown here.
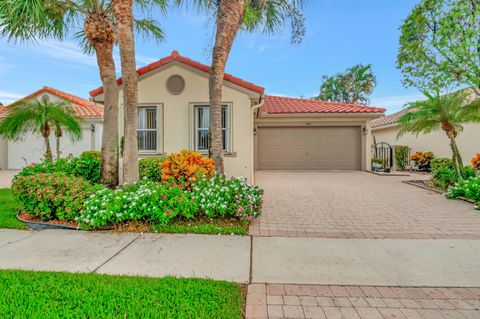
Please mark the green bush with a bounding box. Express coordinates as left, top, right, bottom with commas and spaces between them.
15, 152, 101, 184
371, 158, 386, 169
447, 175, 480, 204
431, 158, 453, 172
432, 167, 458, 190
192, 175, 263, 220
78, 181, 198, 229
80, 150, 101, 160
394, 146, 409, 170
11, 173, 101, 221
139, 157, 166, 181
66, 152, 101, 184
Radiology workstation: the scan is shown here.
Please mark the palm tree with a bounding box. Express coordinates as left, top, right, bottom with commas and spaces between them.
0, 100, 82, 162
0, 0, 165, 187
176, 0, 307, 174
398, 90, 480, 179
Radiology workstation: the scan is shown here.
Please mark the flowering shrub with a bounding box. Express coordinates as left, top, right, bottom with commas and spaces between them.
410, 151, 434, 171
192, 175, 263, 221
161, 150, 215, 188
11, 172, 100, 221
78, 181, 199, 229
447, 176, 480, 205
139, 157, 166, 181
471, 153, 480, 171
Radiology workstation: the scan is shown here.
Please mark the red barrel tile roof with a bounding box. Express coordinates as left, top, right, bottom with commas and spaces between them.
2, 86, 103, 119
263, 95, 386, 114
90, 50, 265, 97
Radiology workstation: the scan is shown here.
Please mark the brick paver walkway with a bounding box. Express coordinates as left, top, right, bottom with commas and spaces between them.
249, 171, 480, 239
246, 284, 480, 319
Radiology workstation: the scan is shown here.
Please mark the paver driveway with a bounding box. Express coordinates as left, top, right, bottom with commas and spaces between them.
249, 171, 480, 239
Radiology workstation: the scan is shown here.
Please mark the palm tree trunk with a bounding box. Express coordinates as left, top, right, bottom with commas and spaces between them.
209, 0, 246, 174
94, 42, 119, 188
449, 136, 464, 179
44, 136, 52, 162
56, 135, 61, 160
112, 0, 139, 183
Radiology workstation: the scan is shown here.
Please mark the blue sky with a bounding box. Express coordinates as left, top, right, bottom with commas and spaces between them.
0, 0, 422, 114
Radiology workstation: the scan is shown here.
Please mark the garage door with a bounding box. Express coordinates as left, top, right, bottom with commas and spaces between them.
256, 126, 362, 170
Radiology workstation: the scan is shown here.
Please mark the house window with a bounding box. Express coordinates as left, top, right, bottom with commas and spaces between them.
137, 106, 157, 152
194, 105, 230, 152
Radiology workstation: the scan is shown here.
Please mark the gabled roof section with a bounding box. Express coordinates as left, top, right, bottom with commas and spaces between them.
2, 86, 103, 119
89, 50, 265, 97
262, 95, 386, 114
371, 109, 409, 129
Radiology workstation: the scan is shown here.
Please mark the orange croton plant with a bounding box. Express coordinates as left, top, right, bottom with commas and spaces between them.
161, 149, 215, 187
471, 153, 480, 170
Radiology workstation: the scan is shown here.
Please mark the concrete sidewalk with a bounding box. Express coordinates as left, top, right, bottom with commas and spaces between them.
0, 229, 251, 283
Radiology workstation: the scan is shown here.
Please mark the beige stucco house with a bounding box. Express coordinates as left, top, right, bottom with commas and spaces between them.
90, 51, 386, 181
0, 87, 104, 169
372, 93, 480, 165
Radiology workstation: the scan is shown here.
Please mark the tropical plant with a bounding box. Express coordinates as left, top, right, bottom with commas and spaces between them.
110, 0, 167, 184
398, 90, 480, 178
176, 0, 307, 174
471, 153, 480, 171
139, 157, 167, 181
161, 150, 215, 188
448, 175, 480, 204
394, 145, 410, 171
0, 100, 82, 162
409, 151, 434, 171
432, 167, 458, 190
0, 0, 166, 188
397, 0, 480, 95
313, 64, 377, 105
430, 157, 454, 172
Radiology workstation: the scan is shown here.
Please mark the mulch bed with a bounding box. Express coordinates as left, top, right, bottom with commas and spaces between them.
17, 211, 79, 228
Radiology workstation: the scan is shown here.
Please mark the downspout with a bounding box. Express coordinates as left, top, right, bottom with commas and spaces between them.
250, 95, 264, 184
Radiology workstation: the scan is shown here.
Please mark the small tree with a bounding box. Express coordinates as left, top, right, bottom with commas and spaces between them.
313, 64, 377, 105
398, 90, 480, 179
0, 100, 82, 162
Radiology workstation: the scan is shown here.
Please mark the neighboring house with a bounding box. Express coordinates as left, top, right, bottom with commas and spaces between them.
90, 51, 385, 181
372, 92, 480, 165
0, 87, 104, 169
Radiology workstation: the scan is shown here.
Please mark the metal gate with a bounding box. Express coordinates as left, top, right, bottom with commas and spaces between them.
371, 142, 394, 171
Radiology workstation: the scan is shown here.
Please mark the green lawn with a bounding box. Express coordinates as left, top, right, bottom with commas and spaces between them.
0, 188, 25, 229
151, 219, 248, 235
0, 270, 244, 319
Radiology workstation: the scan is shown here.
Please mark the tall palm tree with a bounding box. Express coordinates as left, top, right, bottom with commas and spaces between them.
0, 0, 165, 187
176, 0, 307, 174
398, 90, 480, 179
0, 100, 82, 162
111, 0, 167, 184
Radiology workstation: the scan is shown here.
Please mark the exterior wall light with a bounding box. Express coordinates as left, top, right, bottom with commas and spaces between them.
363, 127, 368, 135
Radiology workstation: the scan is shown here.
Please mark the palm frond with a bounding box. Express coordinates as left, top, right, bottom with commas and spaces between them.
134, 18, 166, 43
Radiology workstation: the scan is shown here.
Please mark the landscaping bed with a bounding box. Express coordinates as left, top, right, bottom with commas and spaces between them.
0, 270, 245, 319
7, 150, 263, 234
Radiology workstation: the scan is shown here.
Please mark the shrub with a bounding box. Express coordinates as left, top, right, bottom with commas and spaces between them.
14, 159, 70, 179
78, 181, 198, 229
410, 151, 434, 171
11, 173, 100, 221
81, 150, 101, 160
66, 152, 101, 184
161, 150, 215, 188
447, 175, 480, 203
432, 167, 458, 190
139, 157, 166, 181
394, 146, 409, 170
371, 158, 386, 170
471, 153, 480, 171
192, 175, 263, 220
431, 158, 453, 173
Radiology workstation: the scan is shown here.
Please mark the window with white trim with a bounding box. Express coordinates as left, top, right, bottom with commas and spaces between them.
137, 106, 158, 152
194, 105, 230, 152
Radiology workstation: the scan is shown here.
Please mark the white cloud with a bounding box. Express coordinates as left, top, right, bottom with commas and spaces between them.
136, 54, 158, 65
0, 91, 24, 105
33, 41, 98, 67
370, 94, 425, 114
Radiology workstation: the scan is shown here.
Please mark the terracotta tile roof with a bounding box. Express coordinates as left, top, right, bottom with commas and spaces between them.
262, 95, 386, 114
2, 86, 103, 119
0, 106, 9, 119
371, 109, 409, 129
89, 50, 265, 97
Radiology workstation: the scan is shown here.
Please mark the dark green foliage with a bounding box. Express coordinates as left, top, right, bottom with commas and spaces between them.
431, 158, 454, 172
432, 167, 459, 190
0, 270, 244, 319
0, 189, 25, 229
80, 150, 101, 159
11, 173, 101, 221
139, 157, 166, 181
66, 152, 101, 184
448, 176, 480, 203
394, 146, 409, 170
